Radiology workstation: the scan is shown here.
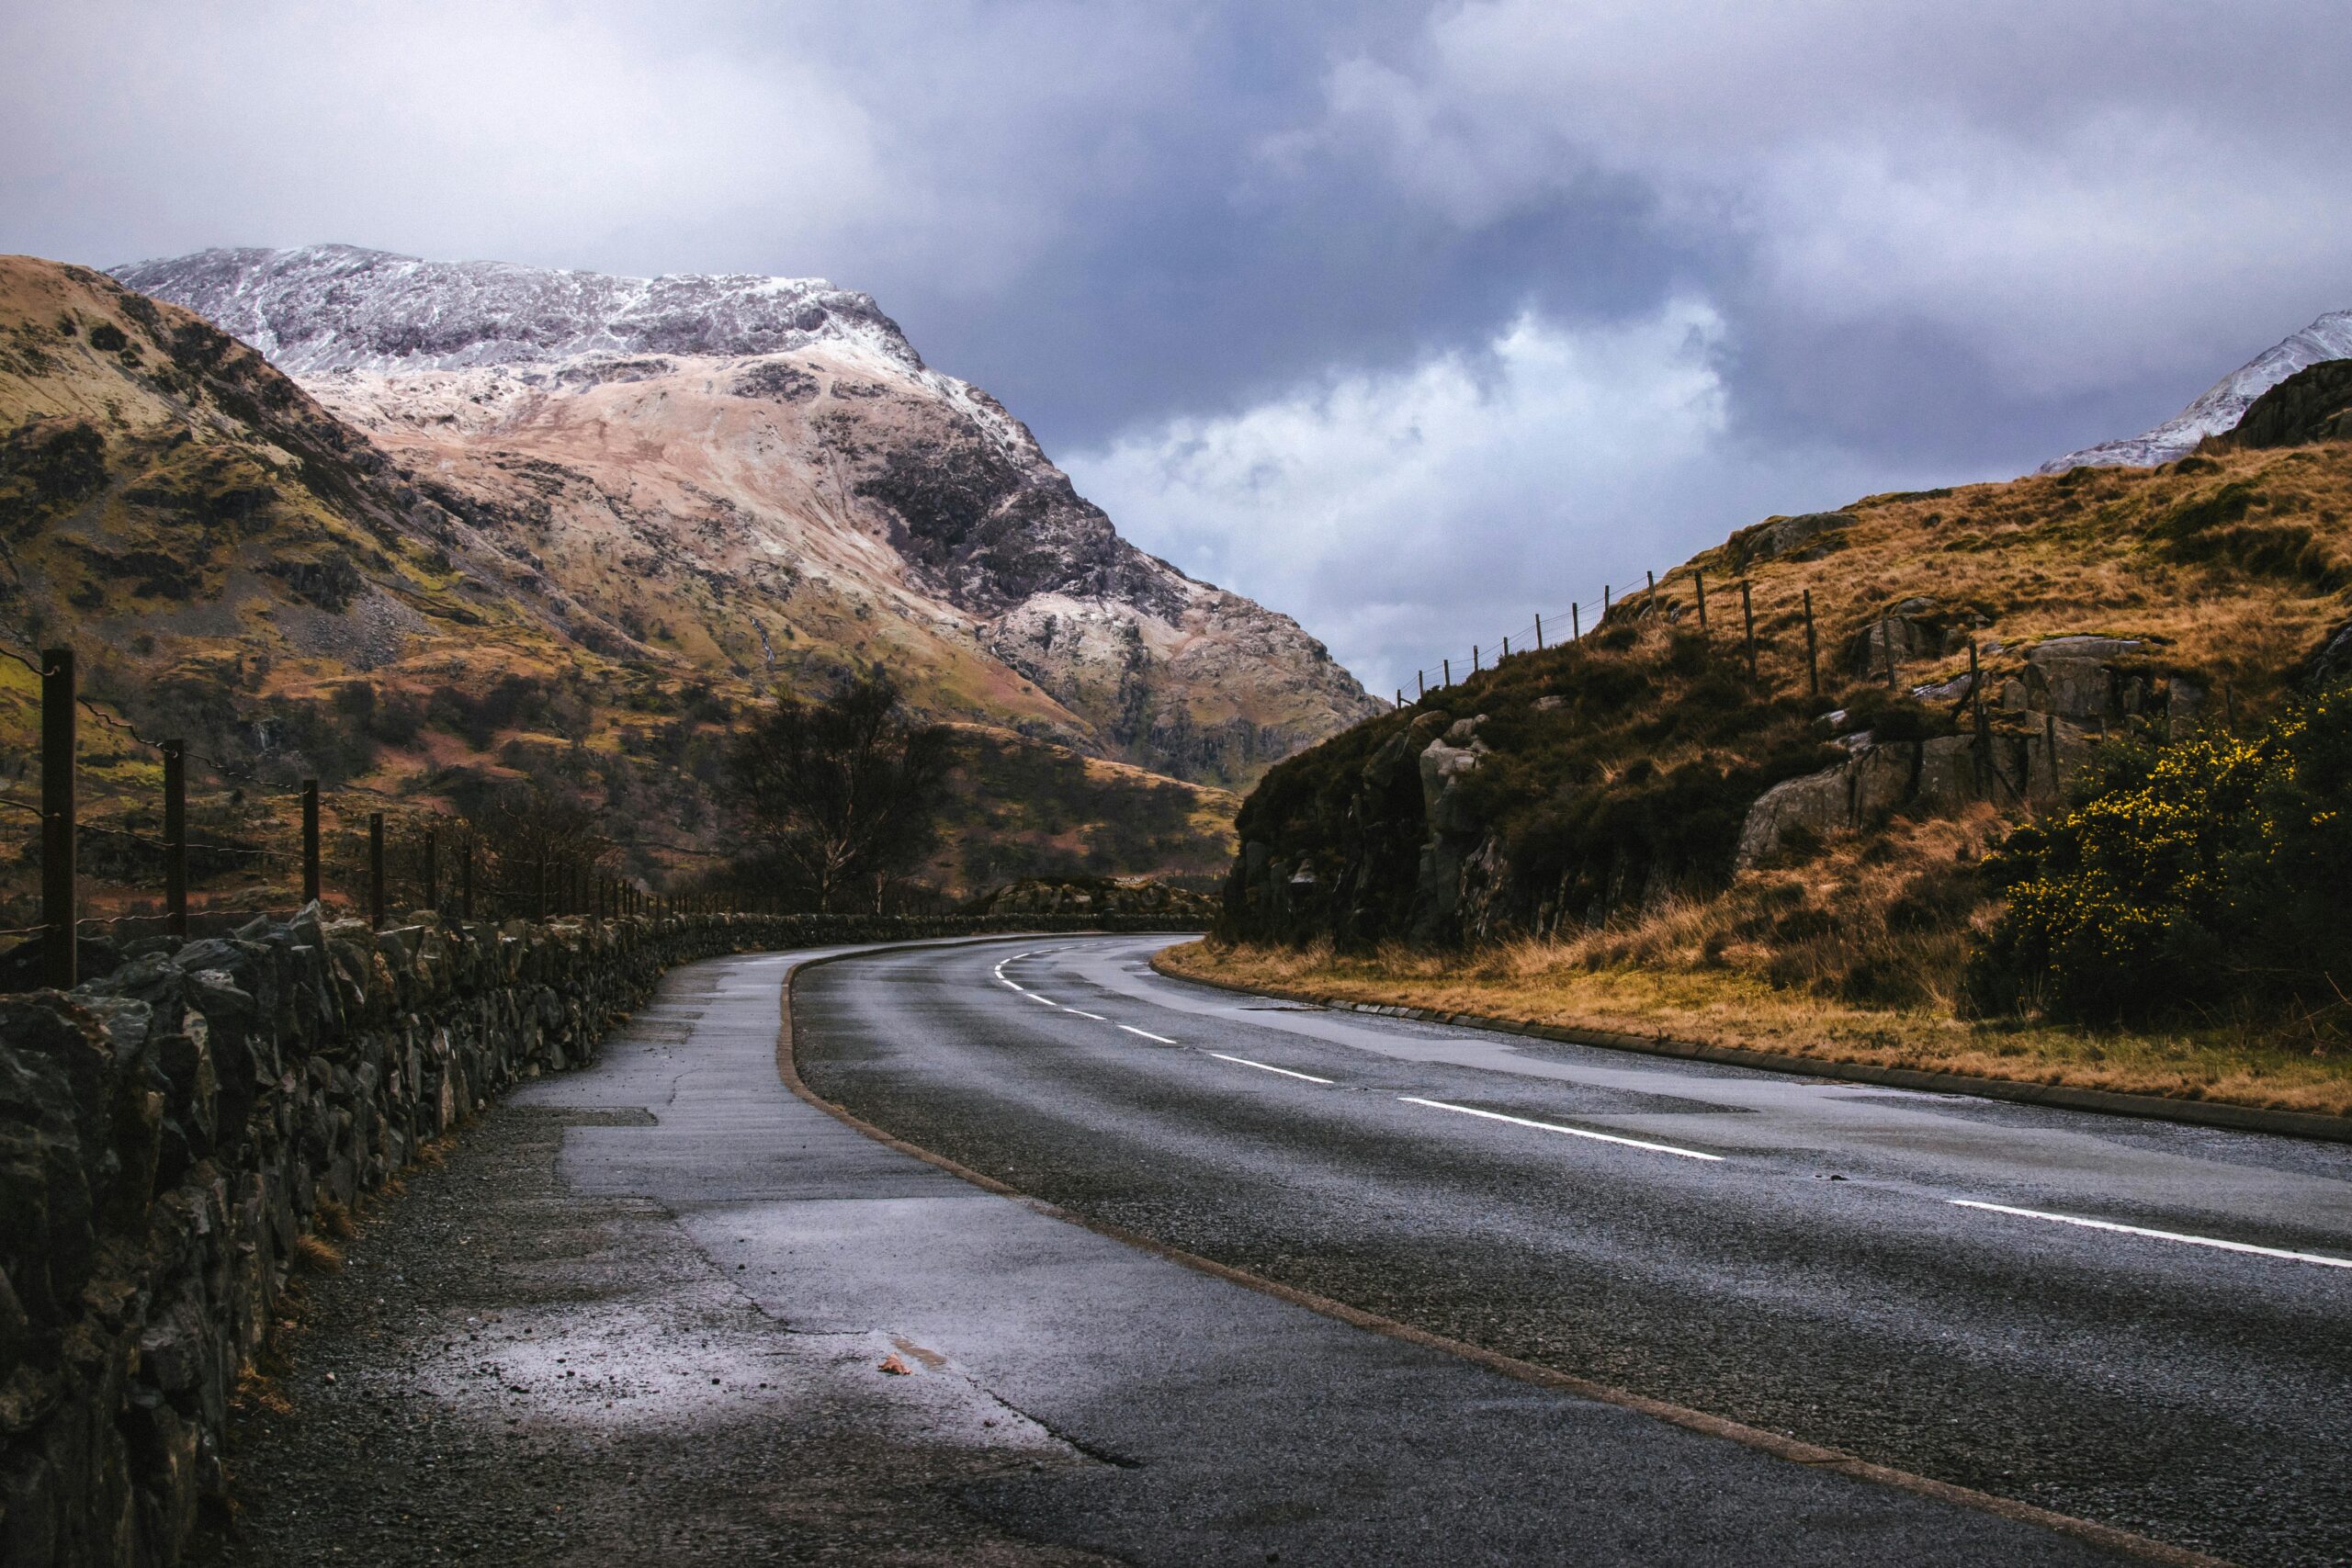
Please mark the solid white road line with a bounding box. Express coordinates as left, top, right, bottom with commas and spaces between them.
1207, 1052, 1333, 1085
1401, 1098, 1725, 1162
1949, 1200, 2352, 1269
1067, 1010, 1105, 1021
1119, 1024, 1178, 1043
1026, 992, 1063, 1008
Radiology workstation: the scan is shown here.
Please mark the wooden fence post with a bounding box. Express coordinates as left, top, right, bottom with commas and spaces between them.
1740, 581, 1757, 681
1695, 571, 1707, 630
1534, 614, 1544, 650
300, 780, 321, 907
1473, 645, 1480, 673
1647, 570, 1656, 597
1969, 641, 1992, 795
368, 812, 385, 930
1603, 584, 1611, 615
1443, 659, 1452, 686
163, 738, 187, 941
1416, 671, 1425, 699
40, 647, 74, 990
1570, 603, 1580, 641
1803, 591, 1819, 698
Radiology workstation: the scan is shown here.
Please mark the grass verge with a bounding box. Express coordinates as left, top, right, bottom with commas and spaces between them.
1157, 936, 2352, 1120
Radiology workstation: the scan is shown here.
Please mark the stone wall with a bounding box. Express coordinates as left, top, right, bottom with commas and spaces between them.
0, 908, 1184, 1567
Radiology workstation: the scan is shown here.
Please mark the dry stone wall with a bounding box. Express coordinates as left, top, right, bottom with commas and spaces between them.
0, 908, 1182, 1567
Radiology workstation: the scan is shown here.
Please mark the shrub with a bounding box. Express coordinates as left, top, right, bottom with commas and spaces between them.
1971, 683, 2352, 1028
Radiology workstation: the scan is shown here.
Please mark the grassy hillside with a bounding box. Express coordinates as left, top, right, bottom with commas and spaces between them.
1198, 412, 2352, 1106
0, 256, 1234, 930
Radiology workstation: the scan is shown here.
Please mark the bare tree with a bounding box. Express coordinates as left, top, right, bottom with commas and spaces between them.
466, 783, 611, 916
722, 673, 955, 912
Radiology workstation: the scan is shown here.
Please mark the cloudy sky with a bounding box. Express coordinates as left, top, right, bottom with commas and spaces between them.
7, 1, 2349, 695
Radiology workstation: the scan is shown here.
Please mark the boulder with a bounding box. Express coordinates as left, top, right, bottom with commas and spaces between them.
2309, 618, 2352, 691
2024, 636, 2143, 723
1734, 769, 1850, 869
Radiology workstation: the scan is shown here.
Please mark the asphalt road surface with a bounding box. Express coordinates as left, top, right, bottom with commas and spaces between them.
792, 935, 2352, 1567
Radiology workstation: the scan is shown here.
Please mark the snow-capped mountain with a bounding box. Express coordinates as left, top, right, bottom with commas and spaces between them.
115, 245, 1381, 787
2042, 309, 2352, 472
116, 243, 922, 377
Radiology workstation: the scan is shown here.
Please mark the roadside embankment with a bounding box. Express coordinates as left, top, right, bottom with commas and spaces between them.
1154, 939, 2352, 1135
0, 909, 1187, 1568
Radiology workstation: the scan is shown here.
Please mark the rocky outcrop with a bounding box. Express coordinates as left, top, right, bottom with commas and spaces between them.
108, 246, 1381, 789
1734, 730, 2078, 869
0, 906, 1195, 1568
2222, 359, 2352, 451
2311, 619, 2352, 690
1412, 717, 1494, 942
1732, 634, 2207, 867
1725, 510, 1852, 570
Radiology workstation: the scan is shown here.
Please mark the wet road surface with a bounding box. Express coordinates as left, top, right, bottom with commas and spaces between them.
792, 936, 2352, 1567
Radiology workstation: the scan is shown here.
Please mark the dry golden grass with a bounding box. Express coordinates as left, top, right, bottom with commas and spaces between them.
233, 1367, 295, 1417
1161, 922, 2352, 1120
1680, 445, 2352, 717
290, 1233, 345, 1274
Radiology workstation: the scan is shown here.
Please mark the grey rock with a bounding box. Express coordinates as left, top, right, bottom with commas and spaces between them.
2309, 619, 2352, 690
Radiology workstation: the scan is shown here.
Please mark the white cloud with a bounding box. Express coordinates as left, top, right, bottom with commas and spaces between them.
4, 1, 894, 272
1067, 299, 1919, 697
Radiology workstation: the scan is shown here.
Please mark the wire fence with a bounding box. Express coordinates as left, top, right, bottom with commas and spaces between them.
1387, 560, 1740, 707
7, 644, 755, 992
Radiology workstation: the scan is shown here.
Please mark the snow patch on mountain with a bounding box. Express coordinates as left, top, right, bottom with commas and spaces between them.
2042, 310, 2352, 472
113, 245, 1047, 487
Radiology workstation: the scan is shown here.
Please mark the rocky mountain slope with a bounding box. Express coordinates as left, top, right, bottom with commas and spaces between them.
0, 254, 1241, 913
112, 245, 1380, 787
2043, 308, 2352, 471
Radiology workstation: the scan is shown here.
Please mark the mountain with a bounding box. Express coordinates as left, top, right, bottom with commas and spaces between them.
111, 245, 1381, 787
2042, 309, 2352, 472
0, 253, 1248, 913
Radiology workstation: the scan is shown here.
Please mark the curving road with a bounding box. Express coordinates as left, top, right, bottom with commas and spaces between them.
793, 935, 2352, 1568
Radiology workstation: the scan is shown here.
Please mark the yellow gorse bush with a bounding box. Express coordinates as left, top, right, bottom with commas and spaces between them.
1973, 685, 2350, 1026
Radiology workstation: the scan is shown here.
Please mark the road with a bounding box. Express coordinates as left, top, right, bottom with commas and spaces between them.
791, 935, 2352, 1567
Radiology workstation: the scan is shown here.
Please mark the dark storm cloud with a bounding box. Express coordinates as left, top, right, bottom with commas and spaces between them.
5, 0, 2348, 691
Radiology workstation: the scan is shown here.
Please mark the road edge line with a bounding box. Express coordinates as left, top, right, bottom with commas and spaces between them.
1149, 950, 2352, 1146
775, 942, 2234, 1568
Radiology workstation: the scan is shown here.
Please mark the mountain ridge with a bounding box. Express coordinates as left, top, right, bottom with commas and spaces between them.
115, 244, 1381, 787
2043, 308, 2352, 472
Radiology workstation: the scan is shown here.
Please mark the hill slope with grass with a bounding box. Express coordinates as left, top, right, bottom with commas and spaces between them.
0, 255, 1238, 923
1196, 387, 2352, 1111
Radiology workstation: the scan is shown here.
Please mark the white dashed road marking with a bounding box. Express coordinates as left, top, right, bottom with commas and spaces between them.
1949, 1201, 2352, 1269
1206, 1053, 1333, 1085
1401, 1098, 1724, 1162
1119, 1025, 1178, 1044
